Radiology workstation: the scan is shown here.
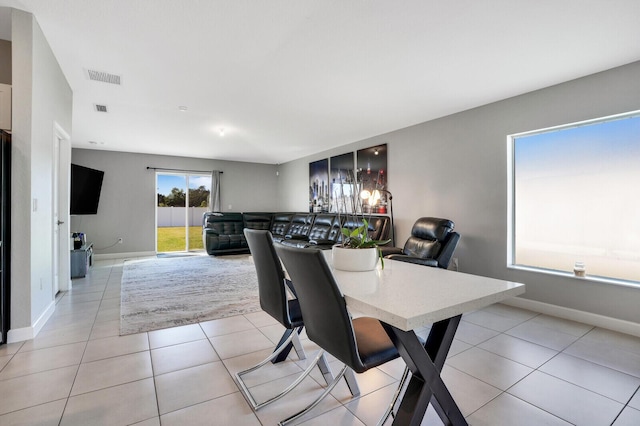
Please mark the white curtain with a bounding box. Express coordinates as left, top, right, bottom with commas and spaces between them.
210, 170, 222, 212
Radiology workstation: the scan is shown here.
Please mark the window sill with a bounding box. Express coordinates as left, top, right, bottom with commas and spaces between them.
507, 264, 640, 289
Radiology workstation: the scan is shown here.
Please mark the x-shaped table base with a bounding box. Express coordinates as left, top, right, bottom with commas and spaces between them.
382, 315, 466, 426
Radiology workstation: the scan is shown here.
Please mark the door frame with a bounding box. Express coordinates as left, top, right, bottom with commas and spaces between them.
53, 122, 71, 293
155, 171, 210, 253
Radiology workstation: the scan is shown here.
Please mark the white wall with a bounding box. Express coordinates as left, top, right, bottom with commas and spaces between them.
30, 10, 72, 325
278, 61, 640, 324
10, 8, 72, 334
70, 149, 278, 255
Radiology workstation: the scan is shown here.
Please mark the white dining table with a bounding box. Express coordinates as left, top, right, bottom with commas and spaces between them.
322, 251, 526, 425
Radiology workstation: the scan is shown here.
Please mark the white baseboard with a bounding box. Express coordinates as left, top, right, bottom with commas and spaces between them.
94, 251, 156, 261
7, 300, 56, 343
502, 297, 640, 338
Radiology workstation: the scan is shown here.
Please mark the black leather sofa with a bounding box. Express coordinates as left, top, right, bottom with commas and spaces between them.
202, 211, 391, 255
201, 212, 246, 254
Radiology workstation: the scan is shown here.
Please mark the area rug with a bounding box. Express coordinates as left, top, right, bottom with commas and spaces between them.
120, 254, 261, 335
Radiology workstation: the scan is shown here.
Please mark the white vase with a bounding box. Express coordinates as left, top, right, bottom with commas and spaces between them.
332, 245, 379, 272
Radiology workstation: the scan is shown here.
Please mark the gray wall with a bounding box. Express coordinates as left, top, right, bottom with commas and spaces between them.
278, 61, 640, 324
11, 8, 73, 330
70, 149, 279, 255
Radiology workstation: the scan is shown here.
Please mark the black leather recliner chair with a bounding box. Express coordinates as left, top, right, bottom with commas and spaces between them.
383, 217, 460, 269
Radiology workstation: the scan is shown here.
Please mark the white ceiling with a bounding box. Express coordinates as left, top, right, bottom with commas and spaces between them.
2, 1, 640, 164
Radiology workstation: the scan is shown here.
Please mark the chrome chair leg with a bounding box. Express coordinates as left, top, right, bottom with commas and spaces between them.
273, 328, 307, 363
343, 367, 361, 397
279, 365, 410, 426
236, 346, 331, 411
238, 327, 301, 377
279, 364, 350, 426
291, 330, 306, 360
316, 351, 335, 386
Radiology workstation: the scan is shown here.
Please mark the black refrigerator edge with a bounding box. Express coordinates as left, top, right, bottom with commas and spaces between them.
1, 130, 11, 345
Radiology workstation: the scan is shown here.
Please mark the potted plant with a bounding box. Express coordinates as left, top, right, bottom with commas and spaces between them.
331, 169, 391, 271
333, 218, 390, 271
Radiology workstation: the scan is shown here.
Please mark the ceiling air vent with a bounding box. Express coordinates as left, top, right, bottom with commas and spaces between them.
87, 69, 121, 85
94, 104, 108, 113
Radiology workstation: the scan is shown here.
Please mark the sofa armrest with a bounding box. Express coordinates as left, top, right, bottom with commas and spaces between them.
308, 239, 335, 246
436, 232, 460, 270
380, 246, 403, 257
279, 239, 311, 248
386, 254, 438, 267
285, 234, 308, 240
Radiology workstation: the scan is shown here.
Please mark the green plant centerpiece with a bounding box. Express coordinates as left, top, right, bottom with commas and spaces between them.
338, 218, 390, 270
331, 169, 391, 271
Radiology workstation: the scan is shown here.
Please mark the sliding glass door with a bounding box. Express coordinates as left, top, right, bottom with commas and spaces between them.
187, 175, 212, 251
156, 172, 211, 253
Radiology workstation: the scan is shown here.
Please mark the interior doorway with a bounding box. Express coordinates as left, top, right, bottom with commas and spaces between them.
156, 172, 211, 253
53, 123, 71, 293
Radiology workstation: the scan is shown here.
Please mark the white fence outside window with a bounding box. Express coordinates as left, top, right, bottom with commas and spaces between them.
157, 207, 208, 227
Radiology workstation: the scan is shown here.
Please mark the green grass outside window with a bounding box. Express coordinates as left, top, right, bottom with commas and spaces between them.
157, 226, 203, 252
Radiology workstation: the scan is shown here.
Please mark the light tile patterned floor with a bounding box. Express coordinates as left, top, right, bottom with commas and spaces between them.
0, 257, 639, 425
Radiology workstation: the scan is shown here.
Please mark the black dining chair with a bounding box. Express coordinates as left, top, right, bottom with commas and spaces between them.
237, 229, 334, 410
275, 244, 410, 426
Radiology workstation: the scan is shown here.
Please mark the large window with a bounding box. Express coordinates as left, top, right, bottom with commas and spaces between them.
508, 111, 640, 284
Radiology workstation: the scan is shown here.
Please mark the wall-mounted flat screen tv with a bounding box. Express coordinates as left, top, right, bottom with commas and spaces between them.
70, 164, 104, 215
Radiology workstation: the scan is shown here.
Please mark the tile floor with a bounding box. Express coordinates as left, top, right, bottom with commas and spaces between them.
0, 256, 639, 425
